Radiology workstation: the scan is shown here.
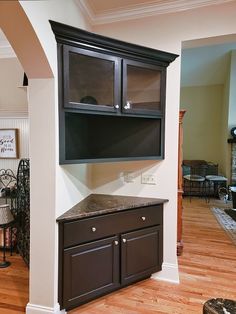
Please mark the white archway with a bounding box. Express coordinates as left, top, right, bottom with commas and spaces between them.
0, 2, 60, 314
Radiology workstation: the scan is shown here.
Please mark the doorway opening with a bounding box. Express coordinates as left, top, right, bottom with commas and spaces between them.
180, 34, 236, 201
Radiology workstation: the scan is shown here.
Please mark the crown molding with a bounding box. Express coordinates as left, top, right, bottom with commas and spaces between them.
0, 45, 16, 58
76, 0, 236, 25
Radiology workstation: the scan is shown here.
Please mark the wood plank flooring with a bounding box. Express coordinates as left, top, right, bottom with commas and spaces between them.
0, 197, 235, 313
0, 254, 28, 313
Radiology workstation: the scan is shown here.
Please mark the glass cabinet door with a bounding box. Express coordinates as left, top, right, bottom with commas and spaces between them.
122, 60, 165, 115
63, 46, 120, 112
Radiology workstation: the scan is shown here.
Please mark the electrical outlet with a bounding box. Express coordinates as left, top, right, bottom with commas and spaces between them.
122, 171, 135, 183
141, 173, 157, 185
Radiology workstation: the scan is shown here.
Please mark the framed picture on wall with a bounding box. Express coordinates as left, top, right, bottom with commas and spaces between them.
0, 129, 19, 159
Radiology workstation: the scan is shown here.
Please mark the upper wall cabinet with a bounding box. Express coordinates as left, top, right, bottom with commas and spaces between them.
50, 21, 178, 164
63, 44, 166, 116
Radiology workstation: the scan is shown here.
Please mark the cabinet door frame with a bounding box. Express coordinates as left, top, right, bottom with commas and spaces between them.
122, 59, 166, 116
63, 45, 121, 113
62, 235, 120, 310
121, 225, 162, 286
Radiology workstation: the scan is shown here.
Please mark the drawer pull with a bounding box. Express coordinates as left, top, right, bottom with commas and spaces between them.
114, 240, 119, 246
141, 216, 146, 221
91, 227, 96, 232
123, 238, 127, 243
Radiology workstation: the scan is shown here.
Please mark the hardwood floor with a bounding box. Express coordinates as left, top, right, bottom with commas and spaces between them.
0, 253, 28, 313
69, 198, 236, 314
0, 197, 235, 313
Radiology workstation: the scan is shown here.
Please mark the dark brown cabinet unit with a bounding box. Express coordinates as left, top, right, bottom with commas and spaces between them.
57, 194, 166, 311
50, 21, 178, 164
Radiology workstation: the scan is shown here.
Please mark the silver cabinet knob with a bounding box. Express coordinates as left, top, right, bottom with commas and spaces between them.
141, 216, 146, 221
122, 238, 127, 243
114, 240, 119, 245
91, 227, 96, 232
114, 104, 119, 109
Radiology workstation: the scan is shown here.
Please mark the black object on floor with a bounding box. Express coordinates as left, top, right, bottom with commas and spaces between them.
203, 298, 236, 314
225, 209, 236, 222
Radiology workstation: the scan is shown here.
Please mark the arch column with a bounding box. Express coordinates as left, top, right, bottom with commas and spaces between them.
0, 2, 63, 313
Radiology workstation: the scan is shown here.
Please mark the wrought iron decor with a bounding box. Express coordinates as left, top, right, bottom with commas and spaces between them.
0, 169, 17, 205
16, 158, 30, 266
0, 169, 17, 251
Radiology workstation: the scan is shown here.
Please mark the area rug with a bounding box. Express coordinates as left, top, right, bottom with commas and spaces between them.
225, 209, 236, 222
211, 207, 236, 245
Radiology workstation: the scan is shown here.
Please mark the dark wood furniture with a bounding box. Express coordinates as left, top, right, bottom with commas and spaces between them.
57, 194, 167, 311
177, 110, 186, 256
50, 21, 178, 164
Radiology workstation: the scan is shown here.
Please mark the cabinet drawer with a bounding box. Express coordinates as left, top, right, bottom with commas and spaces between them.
63, 205, 163, 248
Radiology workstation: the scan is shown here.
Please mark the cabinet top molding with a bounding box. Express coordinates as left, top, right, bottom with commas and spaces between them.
49, 20, 178, 66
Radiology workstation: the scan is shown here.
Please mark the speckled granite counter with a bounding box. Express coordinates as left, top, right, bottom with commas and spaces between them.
57, 194, 168, 222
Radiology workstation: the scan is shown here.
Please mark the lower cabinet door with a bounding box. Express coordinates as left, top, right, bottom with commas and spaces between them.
121, 226, 161, 286
63, 236, 120, 310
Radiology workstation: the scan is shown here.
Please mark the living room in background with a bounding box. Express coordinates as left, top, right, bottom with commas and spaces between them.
180, 36, 236, 188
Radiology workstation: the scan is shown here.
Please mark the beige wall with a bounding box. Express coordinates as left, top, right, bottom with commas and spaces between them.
180, 85, 224, 172
0, 57, 28, 116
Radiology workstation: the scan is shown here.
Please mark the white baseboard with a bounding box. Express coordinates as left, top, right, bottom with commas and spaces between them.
26, 302, 66, 314
151, 262, 179, 283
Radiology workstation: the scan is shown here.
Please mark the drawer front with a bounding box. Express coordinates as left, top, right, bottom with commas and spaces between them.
63, 205, 163, 248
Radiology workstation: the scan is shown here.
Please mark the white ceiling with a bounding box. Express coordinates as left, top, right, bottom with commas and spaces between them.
76, 0, 236, 25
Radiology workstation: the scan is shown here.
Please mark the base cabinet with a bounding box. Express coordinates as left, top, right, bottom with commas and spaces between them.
58, 204, 164, 311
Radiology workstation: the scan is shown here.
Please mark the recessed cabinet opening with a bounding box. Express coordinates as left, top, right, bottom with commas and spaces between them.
64, 113, 162, 162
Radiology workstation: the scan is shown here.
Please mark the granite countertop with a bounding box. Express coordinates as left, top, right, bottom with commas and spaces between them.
57, 194, 168, 222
